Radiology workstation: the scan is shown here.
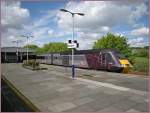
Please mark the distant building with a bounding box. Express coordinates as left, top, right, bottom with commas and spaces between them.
1, 47, 36, 63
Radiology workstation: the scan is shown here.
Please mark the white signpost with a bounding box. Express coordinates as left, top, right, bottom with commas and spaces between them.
67, 40, 79, 78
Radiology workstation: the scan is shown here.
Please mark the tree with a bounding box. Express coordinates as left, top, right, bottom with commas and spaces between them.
23, 42, 73, 54
38, 42, 71, 53
93, 33, 131, 57
24, 44, 39, 50
24, 44, 41, 54
36, 47, 45, 54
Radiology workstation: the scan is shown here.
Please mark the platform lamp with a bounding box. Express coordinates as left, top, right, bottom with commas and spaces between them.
60, 9, 84, 79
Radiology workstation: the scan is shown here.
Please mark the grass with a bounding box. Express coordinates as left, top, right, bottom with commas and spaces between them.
131, 57, 149, 74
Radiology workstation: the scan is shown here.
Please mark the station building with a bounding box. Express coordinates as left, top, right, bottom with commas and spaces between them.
1, 47, 36, 63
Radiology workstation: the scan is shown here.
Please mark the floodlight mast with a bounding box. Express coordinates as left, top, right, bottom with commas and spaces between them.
60, 9, 84, 79
12, 40, 22, 63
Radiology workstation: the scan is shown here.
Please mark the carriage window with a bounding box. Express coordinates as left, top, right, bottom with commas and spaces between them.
37, 56, 45, 59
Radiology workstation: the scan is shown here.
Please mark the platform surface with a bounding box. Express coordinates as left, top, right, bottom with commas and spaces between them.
1, 63, 149, 112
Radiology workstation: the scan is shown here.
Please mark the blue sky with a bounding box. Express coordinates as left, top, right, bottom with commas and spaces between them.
21, 1, 66, 18
21, 1, 73, 44
2, 0, 149, 49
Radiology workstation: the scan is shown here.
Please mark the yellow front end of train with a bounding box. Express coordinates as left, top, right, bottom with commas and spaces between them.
119, 59, 133, 73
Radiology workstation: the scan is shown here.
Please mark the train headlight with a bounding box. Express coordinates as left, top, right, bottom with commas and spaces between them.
121, 64, 125, 67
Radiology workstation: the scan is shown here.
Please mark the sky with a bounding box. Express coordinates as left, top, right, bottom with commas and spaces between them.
1, 0, 149, 50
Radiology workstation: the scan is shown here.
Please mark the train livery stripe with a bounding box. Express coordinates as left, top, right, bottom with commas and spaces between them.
2, 75, 41, 112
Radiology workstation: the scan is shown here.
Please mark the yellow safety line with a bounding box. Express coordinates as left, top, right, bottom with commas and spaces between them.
1, 75, 41, 112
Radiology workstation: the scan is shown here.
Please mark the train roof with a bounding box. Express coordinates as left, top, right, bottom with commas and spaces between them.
37, 49, 118, 56
62, 49, 117, 55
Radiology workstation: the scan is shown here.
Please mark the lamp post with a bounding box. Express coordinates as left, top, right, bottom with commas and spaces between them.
20, 35, 34, 62
12, 40, 22, 63
60, 9, 84, 79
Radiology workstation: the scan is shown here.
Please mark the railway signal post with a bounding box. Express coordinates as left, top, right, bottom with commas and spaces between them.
60, 9, 84, 79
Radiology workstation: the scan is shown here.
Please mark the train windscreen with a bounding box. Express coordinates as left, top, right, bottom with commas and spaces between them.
116, 52, 126, 59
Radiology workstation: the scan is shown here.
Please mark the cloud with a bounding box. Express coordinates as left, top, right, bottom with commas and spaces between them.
128, 37, 146, 47
1, 0, 30, 47
110, 0, 146, 5
1, 0, 30, 30
129, 3, 148, 24
130, 27, 149, 36
57, 0, 148, 49
57, 1, 147, 31
75, 32, 103, 50
48, 29, 53, 35
32, 27, 49, 39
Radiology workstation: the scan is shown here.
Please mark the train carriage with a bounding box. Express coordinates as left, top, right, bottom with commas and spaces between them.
52, 53, 63, 65
36, 49, 132, 73
36, 55, 45, 64
61, 55, 89, 68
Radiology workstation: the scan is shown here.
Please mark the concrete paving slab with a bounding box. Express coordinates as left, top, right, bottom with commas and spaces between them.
98, 106, 125, 112
112, 99, 138, 111
129, 95, 148, 103
126, 109, 140, 112
84, 99, 114, 111
76, 77, 131, 91
73, 97, 94, 106
65, 104, 95, 112
56, 86, 73, 92
86, 84, 100, 89
132, 102, 149, 112
48, 102, 76, 112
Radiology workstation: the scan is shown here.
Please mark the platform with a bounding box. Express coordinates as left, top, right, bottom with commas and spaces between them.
1, 63, 149, 112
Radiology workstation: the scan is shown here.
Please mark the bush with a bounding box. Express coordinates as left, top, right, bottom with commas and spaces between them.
132, 48, 148, 58
23, 60, 39, 68
128, 56, 135, 64
132, 57, 149, 73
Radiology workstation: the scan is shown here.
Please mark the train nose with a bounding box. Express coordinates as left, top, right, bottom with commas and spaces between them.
119, 59, 132, 73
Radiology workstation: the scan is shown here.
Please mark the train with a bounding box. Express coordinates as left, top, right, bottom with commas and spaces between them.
36, 49, 132, 73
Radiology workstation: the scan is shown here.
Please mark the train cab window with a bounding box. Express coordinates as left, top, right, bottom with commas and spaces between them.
106, 53, 113, 63
116, 53, 126, 59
